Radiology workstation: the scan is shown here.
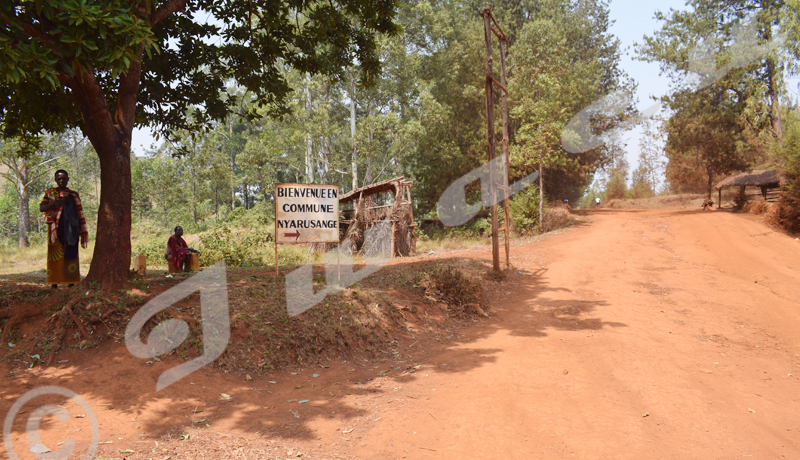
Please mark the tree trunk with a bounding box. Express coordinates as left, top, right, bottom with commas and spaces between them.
761, 8, 782, 140
365, 99, 373, 184
63, 49, 141, 291
350, 77, 358, 190
85, 139, 132, 291
229, 116, 236, 210
305, 74, 315, 184
766, 56, 782, 139
320, 82, 331, 182
192, 170, 197, 225
539, 164, 544, 231
706, 166, 714, 200
16, 157, 30, 248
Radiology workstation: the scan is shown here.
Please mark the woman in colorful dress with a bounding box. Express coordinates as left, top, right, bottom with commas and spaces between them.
39, 170, 88, 288
165, 226, 199, 273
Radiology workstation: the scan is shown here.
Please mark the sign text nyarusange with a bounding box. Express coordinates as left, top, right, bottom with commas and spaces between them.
275, 184, 339, 243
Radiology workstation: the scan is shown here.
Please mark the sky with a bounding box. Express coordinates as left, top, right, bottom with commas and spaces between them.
603, 0, 689, 187
607, 0, 686, 112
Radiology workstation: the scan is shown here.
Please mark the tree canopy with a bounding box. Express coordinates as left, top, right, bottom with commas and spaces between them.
0, 0, 399, 289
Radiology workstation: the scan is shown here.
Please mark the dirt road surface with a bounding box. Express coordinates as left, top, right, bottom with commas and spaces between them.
3, 209, 800, 459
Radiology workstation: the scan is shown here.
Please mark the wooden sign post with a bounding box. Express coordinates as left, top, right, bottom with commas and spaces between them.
274, 183, 341, 276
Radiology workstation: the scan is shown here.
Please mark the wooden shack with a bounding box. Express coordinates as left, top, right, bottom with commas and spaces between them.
338, 177, 416, 257
714, 169, 787, 207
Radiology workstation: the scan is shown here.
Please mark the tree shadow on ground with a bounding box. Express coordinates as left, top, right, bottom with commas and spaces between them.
0, 253, 627, 453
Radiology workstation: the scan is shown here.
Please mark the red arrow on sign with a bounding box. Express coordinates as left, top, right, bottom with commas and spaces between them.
284, 231, 300, 241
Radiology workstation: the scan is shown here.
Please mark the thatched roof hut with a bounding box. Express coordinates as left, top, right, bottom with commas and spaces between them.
339, 177, 416, 257
713, 169, 786, 208
714, 169, 786, 189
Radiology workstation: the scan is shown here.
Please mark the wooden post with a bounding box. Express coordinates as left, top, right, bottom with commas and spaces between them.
133, 254, 146, 276
481, 7, 500, 273
718, 189, 721, 209
406, 182, 417, 252
499, 34, 511, 270
188, 253, 200, 271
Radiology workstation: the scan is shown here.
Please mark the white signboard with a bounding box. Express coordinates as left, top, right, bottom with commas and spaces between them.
275, 183, 340, 243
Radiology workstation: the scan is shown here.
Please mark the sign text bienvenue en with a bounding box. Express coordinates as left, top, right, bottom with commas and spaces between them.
275, 184, 340, 243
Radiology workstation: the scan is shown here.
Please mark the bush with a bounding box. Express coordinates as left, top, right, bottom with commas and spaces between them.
133, 238, 169, 266
509, 184, 540, 233
414, 264, 483, 316
198, 225, 274, 267
223, 202, 272, 228
541, 205, 572, 232
774, 111, 800, 233
744, 201, 769, 215
777, 176, 800, 232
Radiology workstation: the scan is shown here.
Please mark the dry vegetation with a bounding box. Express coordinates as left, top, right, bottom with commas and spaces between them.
0, 258, 495, 376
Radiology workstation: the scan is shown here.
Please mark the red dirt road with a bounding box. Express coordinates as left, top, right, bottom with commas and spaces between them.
3, 209, 800, 459
349, 209, 800, 459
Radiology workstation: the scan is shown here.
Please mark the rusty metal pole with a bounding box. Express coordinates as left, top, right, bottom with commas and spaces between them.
481, 7, 500, 272
499, 36, 511, 270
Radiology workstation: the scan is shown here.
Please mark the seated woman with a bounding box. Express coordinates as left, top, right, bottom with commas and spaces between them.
165, 226, 199, 273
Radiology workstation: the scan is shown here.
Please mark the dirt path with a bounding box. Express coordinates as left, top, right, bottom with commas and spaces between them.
342, 209, 800, 459
3, 209, 800, 459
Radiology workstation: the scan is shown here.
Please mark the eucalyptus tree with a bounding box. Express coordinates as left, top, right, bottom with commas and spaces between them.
637, 0, 795, 190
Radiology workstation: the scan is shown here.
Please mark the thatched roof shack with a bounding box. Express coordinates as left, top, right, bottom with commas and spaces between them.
713, 169, 787, 207
339, 177, 416, 257
339, 177, 408, 204
714, 169, 786, 189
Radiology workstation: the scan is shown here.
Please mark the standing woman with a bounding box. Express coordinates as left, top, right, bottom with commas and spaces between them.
40, 170, 88, 288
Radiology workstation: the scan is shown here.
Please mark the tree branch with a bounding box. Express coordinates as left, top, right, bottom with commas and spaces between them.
59, 70, 115, 154
115, 43, 145, 134
150, 0, 188, 25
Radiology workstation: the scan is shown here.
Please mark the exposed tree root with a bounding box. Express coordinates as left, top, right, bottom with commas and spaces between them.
0, 285, 101, 364
165, 307, 198, 331
66, 307, 91, 340
0, 295, 59, 344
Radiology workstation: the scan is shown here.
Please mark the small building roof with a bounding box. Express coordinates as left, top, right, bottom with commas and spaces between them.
339, 176, 411, 204
714, 169, 787, 189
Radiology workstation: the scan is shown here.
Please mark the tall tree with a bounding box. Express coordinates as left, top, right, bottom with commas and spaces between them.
0, 0, 398, 290
509, 0, 628, 211
664, 79, 757, 197
638, 0, 791, 140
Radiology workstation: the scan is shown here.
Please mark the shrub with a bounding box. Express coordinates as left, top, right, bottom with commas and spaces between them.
774, 112, 800, 233
198, 225, 273, 267
509, 184, 540, 233
541, 205, 572, 232
133, 238, 169, 266
746, 201, 769, 215
777, 176, 800, 232
414, 264, 483, 316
